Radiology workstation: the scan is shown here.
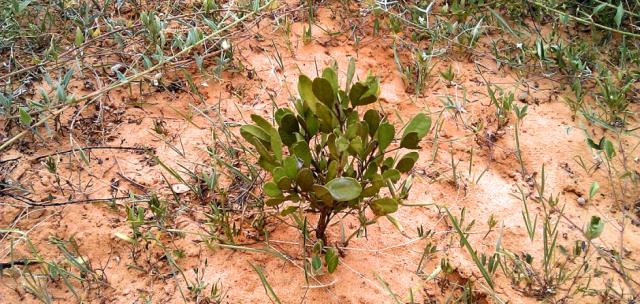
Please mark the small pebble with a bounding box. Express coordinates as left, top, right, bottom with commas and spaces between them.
518, 92, 529, 102
577, 197, 586, 206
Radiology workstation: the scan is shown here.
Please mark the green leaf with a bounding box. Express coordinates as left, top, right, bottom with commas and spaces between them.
349, 137, 363, 155
346, 57, 356, 92
377, 123, 395, 152
586, 138, 600, 150
293, 141, 312, 166
325, 177, 362, 201
282, 156, 298, 178
446, 209, 494, 289
370, 197, 398, 216
364, 109, 381, 137
336, 136, 349, 153
296, 168, 314, 191
327, 160, 338, 181
278, 113, 299, 146
269, 129, 283, 162
315, 103, 336, 132
403, 113, 431, 139
325, 248, 339, 273
614, 2, 623, 28
382, 157, 395, 171
593, 3, 607, 15
364, 162, 378, 180
251, 139, 274, 162
396, 152, 419, 173
349, 82, 367, 106
588, 181, 599, 200
273, 167, 287, 181
585, 216, 604, 240
382, 168, 401, 183
241, 125, 270, 143
386, 214, 404, 233
280, 206, 299, 216
19, 107, 32, 126
74, 27, 84, 47
312, 77, 335, 107
400, 132, 419, 149
277, 176, 292, 190
312, 255, 322, 271
313, 184, 334, 206
362, 181, 382, 197
322, 67, 339, 94
299, 75, 318, 112
360, 76, 380, 105
258, 156, 278, 172
251, 114, 275, 133
114, 232, 136, 244
264, 182, 282, 197
488, 8, 517, 37
275, 108, 294, 125
251, 264, 283, 304
266, 198, 286, 206
603, 140, 615, 159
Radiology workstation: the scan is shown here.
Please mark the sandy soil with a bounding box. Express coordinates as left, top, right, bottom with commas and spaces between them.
1, 3, 639, 304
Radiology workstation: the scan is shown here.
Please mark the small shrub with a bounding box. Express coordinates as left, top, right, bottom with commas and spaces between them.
241, 62, 431, 243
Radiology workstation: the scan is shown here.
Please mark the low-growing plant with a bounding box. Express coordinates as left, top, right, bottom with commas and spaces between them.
240, 62, 431, 244
486, 84, 514, 129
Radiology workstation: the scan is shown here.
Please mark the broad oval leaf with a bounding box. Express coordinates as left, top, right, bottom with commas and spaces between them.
313, 184, 334, 206
266, 198, 286, 206
312, 77, 335, 106
251, 114, 275, 133
382, 168, 401, 183
275, 108, 294, 125
240, 125, 270, 143
283, 156, 298, 178
349, 82, 367, 106
403, 113, 431, 139
400, 132, 420, 149
364, 109, 381, 136
377, 123, 395, 152
325, 177, 362, 201
293, 141, 312, 166
396, 152, 419, 173
278, 113, 299, 146
327, 160, 338, 181
298, 75, 318, 112
264, 182, 282, 197
585, 216, 604, 240
19, 107, 32, 126
322, 67, 339, 93
312, 255, 322, 271
277, 176, 292, 190
370, 197, 398, 216
296, 168, 314, 191
325, 247, 339, 273
269, 128, 283, 162
315, 102, 336, 131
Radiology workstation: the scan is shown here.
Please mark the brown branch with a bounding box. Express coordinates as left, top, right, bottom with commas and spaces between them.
32, 145, 153, 162
3, 192, 135, 207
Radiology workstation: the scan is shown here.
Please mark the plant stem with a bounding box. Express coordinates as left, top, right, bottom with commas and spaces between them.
315, 208, 331, 244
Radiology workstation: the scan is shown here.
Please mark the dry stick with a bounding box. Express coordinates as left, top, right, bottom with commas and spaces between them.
0, 1, 275, 152
4, 192, 133, 207
34, 145, 151, 161
0, 146, 150, 163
